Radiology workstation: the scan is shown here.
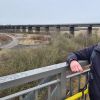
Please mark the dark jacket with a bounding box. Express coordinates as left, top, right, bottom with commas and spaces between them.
67, 44, 100, 100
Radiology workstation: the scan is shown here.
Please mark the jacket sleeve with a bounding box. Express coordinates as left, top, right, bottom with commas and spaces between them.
66, 44, 97, 65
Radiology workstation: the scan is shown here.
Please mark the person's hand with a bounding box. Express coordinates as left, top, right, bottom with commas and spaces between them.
70, 60, 83, 72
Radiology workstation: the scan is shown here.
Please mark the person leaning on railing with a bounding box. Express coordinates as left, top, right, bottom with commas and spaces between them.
67, 43, 100, 100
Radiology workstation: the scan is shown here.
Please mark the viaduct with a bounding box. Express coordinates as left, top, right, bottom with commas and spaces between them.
0, 23, 100, 35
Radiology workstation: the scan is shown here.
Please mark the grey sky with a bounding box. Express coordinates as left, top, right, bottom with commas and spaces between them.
0, 0, 100, 24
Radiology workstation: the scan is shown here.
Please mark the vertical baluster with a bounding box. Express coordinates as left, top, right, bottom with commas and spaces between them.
78, 75, 81, 100
82, 72, 88, 100
78, 75, 81, 92
84, 72, 89, 100
35, 90, 38, 100
60, 69, 67, 99
56, 74, 62, 100
56, 70, 66, 100
57, 82, 61, 100
69, 78, 73, 96
19, 95, 23, 100
48, 86, 51, 100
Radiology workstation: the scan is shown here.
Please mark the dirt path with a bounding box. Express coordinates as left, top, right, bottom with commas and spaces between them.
0, 33, 18, 49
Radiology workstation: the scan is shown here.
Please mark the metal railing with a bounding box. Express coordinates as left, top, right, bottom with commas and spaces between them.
0, 60, 89, 100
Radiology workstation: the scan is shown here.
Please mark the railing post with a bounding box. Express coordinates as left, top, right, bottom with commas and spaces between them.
60, 68, 67, 100
19, 96, 24, 100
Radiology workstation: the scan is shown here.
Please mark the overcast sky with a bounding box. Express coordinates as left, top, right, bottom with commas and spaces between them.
0, 0, 100, 25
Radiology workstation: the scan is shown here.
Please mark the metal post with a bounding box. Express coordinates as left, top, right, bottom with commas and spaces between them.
19, 96, 24, 100
60, 69, 67, 100
69, 78, 73, 96
48, 86, 51, 100
78, 75, 81, 92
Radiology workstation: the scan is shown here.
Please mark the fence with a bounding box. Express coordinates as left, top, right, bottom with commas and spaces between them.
0, 60, 89, 100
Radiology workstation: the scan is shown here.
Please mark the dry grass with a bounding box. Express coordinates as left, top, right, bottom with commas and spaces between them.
18, 34, 51, 45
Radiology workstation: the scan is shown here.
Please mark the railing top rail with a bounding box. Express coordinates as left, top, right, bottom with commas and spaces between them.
0, 62, 66, 83
0, 61, 89, 90
0, 62, 66, 90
